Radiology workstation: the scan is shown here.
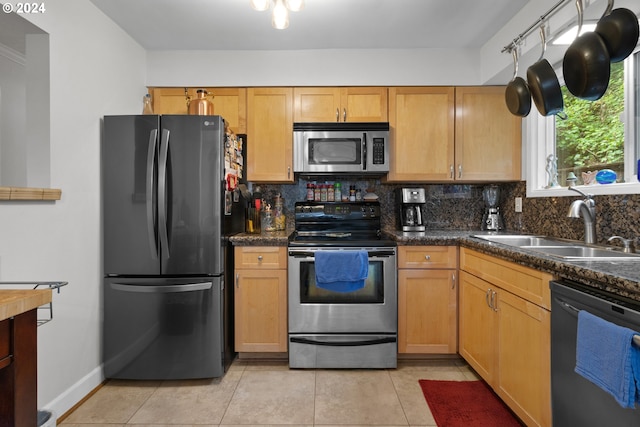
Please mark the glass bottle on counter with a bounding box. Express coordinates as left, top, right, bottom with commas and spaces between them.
274, 194, 286, 230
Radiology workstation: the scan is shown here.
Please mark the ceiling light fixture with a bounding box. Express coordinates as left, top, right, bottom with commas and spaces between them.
250, 0, 304, 30
552, 22, 597, 45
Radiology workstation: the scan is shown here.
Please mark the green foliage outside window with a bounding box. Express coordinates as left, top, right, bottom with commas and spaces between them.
556, 62, 625, 181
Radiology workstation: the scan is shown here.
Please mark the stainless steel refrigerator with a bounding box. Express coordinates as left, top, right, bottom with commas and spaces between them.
102, 115, 244, 380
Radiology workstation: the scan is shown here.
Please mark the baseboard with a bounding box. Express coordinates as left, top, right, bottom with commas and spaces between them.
41, 364, 105, 423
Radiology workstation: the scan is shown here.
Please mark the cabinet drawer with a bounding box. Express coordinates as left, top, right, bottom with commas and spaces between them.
398, 246, 457, 269
235, 246, 287, 269
460, 248, 553, 309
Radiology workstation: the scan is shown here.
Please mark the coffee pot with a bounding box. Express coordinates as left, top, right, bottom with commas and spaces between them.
397, 188, 426, 232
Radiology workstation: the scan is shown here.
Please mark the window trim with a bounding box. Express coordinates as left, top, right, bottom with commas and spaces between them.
525, 48, 640, 198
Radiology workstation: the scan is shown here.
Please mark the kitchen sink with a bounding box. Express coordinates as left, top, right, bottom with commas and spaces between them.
472, 234, 573, 247
523, 245, 640, 260
472, 234, 640, 261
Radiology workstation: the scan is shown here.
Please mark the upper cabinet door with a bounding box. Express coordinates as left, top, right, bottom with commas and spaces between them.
247, 87, 294, 183
149, 87, 247, 134
294, 87, 341, 122
455, 86, 522, 181
293, 87, 388, 122
339, 87, 388, 122
387, 86, 455, 182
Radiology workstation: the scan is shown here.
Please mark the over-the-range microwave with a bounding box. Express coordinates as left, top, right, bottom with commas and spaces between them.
293, 122, 390, 175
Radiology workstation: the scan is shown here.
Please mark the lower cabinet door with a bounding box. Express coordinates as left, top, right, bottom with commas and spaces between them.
496, 290, 551, 427
234, 269, 288, 352
458, 271, 497, 383
398, 269, 457, 353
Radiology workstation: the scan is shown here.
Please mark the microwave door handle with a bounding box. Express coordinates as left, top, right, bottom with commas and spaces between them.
362, 133, 367, 170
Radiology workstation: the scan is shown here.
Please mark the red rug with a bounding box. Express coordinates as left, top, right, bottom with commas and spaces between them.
419, 380, 522, 427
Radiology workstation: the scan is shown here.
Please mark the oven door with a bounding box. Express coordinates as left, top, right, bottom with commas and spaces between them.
288, 247, 397, 334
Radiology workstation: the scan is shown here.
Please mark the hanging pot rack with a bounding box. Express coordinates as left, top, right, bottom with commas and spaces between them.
502, 0, 574, 53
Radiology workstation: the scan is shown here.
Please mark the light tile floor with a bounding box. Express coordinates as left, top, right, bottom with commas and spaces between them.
60, 357, 480, 426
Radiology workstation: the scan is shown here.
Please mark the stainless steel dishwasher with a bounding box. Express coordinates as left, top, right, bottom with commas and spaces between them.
550, 280, 640, 426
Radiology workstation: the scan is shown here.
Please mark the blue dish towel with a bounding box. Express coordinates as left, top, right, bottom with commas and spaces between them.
575, 310, 640, 408
314, 250, 369, 293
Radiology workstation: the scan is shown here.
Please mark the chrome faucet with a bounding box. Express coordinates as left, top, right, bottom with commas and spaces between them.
567, 187, 596, 244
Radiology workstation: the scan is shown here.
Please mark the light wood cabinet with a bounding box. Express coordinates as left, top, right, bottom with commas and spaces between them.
397, 246, 457, 354
454, 86, 522, 181
387, 87, 455, 181
148, 87, 247, 134
459, 248, 552, 427
387, 86, 521, 182
234, 246, 288, 352
247, 88, 294, 182
294, 87, 388, 122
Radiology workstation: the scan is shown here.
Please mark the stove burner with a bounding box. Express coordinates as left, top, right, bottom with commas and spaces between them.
289, 201, 395, 248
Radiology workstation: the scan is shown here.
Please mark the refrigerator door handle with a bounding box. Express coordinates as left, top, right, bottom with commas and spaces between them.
110, 281, 213, 293
158, 128, 170, 258
146, 129, 158, 260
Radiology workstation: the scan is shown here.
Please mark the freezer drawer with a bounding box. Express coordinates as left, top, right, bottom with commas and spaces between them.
288, 334, 397, 369
103, 276, 224, 380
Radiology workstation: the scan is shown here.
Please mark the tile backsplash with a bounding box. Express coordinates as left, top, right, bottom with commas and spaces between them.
256, 179, 639, 246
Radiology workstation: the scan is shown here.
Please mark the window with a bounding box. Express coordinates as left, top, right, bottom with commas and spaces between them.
526, 47, 639, 197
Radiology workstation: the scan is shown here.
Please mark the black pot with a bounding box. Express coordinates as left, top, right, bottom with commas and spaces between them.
562, 0, 611, 101
595, 7, 639, 63
504, 49, 531, 117
563, 31, 610, 101
527, 59, 564, 116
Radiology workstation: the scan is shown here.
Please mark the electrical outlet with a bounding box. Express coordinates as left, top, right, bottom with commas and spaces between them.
515, 197, 523, 213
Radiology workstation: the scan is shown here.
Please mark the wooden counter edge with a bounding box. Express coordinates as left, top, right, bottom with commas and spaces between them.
0, 187, 62, 201
0, 289, 52, 321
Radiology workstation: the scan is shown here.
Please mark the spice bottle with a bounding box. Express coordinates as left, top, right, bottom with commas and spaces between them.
306, 183, 314, 201
349, 185, 356, 202
334, 182, 342, 202
328, 183, 335, 201
320, 184, 328, 201
314, 183, 321, 201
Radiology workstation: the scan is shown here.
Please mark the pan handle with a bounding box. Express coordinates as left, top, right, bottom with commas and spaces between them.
575, 0, 584, 36
510, 48, 519, 80
601, 0, 613, 18
536, 23, 547, 62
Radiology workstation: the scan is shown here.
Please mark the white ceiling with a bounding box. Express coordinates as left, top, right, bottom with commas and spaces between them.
89, 0, 530, 51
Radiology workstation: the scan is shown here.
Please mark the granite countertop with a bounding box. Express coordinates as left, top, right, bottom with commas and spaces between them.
230, 228, 640, 302
0, 289, 52, 322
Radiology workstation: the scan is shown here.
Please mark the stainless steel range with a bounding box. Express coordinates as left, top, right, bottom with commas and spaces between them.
288, 201, 397, 369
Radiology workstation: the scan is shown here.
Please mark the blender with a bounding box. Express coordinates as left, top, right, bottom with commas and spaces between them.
482, 185, 504, 231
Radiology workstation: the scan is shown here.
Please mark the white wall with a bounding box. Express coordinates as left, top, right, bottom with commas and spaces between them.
2, 0, 146, 418
147, 48, 481, 87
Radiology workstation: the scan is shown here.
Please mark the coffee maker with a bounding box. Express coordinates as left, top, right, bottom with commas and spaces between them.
397, 188, 426, 232
482, 185, 504, 231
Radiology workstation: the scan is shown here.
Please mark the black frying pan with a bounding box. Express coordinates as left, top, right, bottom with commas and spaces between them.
595, 0, 639, 63
505, 48, 532, 117
563, 0, 611, 101
527, 25, 565, 117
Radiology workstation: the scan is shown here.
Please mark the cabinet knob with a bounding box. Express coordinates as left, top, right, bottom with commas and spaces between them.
257, 255, 263, 261
235, 273, 239, 288
450, 165, 454, 179
458, 164, 463, 179
451, 273, 456, 289
336, 108, 339, 122
424, 255, 431, 261
287, 166, 291, 179
343, 108, 347, 122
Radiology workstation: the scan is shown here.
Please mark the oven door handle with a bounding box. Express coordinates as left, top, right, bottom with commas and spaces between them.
288, 250, 396, 258
290, 336, 397, 347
